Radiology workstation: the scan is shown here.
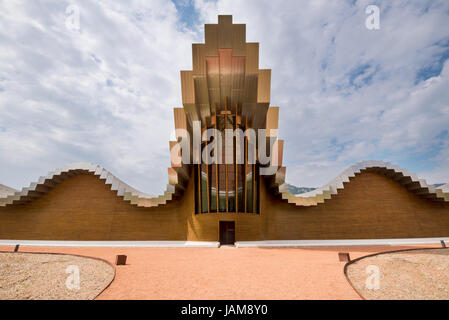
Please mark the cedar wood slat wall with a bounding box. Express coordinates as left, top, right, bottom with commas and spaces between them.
0, 173, 193, 240
1, 168, 449, 240
260, 170, 449, 240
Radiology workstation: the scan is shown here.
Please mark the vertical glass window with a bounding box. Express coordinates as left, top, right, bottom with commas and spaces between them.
210, 164, 217, 212
228, 163, 235, 212
237, 164, 244, 212
194, 101, 260, 214
254, 165, 259, 214
246, 166, 253, 213
194, 165, 200, 214
218, 163, 227, 212
201, 164, 208, 213
195, 161, 259, 213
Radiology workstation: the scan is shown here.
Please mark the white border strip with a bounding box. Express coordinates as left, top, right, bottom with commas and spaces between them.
235, 237, 449, 248
1, 238, 447, 248
0, 240, 220, 248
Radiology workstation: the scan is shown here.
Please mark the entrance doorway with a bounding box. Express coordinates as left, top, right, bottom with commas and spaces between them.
219, 221, 235, 245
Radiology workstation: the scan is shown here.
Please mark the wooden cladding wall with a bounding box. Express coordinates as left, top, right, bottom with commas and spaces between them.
187, 212, 262, 242
1, 170, 449, 241
0, 173, 193, 240
260, 171, 449, 240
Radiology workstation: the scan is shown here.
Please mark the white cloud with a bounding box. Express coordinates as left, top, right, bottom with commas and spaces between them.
0, 0, 201, 193
195, 0, 449, 187
0, 0, 448, 194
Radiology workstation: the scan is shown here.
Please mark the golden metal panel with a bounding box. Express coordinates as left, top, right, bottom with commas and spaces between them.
218, 15, 232, 25
257, 69, 271, 103
193, 76, 209, 105
231, 56, 245, 89
219, 49, 232, 107
273, 167, 286, 187
198, 103, 210, 122
205, 24, 218, 56
231, 89, 243, 106
241, 102, 256, 124
183, 103, 199, 123
180, 70, 195, 104
218, 16, 232, 48
231, 56, 245, 107
277, 140, 284, 167
168, 167, 179, 185
272, 140, 284, 167
253, 103, 269, 129
192, 43, 206, 75
173, 108, 187, 131
206, 57, 220, 87
169, 141, 181, 167
232, 24, 246, 56
208, 88, 221, 111
243, 74, 258, 103
266, 106, 279, 133
245, 43, 259, 73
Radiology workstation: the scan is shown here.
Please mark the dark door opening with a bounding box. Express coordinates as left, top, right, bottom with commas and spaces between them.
219, 221, 235, 245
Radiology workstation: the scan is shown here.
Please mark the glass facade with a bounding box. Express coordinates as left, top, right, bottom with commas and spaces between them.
195, 163, 259, 214
194, 101, 260, 214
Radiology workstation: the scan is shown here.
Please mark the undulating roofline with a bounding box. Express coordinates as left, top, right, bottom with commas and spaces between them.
276, 160, 449, 206
1, 160, 448, 209
0, 184, 18, 198
0, 162, 182, 208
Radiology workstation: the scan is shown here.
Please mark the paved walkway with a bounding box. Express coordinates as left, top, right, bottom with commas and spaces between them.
0, 244, 438, 299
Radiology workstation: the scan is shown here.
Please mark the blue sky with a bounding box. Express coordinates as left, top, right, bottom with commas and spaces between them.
172, 0, 200, 29
0, 0, 449, 194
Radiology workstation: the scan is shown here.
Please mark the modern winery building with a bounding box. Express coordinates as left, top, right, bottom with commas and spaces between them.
1, 16, 449, 245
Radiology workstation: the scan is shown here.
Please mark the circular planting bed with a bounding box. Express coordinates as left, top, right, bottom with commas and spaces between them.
346, 248, 449, 299
0, 252, 114, 300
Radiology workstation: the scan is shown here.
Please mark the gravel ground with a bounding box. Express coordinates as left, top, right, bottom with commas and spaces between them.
346, 248, 449, 299
0, 244, 436, 299
0, 252, 115, 300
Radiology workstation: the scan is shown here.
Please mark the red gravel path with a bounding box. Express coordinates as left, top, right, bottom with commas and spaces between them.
0, 244, 438, 299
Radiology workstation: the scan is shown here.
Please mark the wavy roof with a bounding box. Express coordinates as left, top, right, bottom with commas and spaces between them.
277, 160, 449, 206
0, 162, 182, 208
1, 160, 448, 209
0, 184, 17, 198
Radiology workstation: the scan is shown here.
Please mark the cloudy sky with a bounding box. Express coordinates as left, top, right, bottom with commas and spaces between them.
0, 0, 448, 194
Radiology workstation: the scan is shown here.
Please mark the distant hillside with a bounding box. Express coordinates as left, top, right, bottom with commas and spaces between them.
286, 183, 446, 195
286, 183, 316, 195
